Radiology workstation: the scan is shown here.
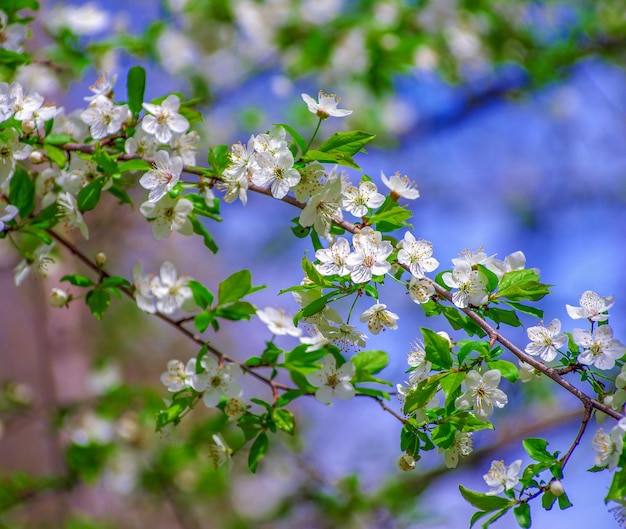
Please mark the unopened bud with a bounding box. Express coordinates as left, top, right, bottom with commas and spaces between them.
49, 288, 70, 307
95, 252, 107, 267
549, 479, 564, 497
398, 453, 416, 472
29, 151, 44, 164
436, 331, 453, 347
21, 120, 36, 134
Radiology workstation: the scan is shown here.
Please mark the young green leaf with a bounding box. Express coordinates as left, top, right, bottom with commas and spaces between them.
248, 432, 269, 473
218, 269, 252, 305
77, 177, 107, 211
9, 167, 35, 218
127, 65, 146, 115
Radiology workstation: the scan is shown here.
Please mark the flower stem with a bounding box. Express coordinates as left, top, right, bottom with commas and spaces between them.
304, 118, 323, 155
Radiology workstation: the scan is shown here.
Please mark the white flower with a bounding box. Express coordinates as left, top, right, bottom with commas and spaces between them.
257, 307, 302, 337
0, 128, 32, 185
0, 202, 18, 231
220, 170, 249, 206
255, 149, 301, 199
455, 369, 508, 422
483, 459, 522, 495
524, 318, 567, 362
49, 288, 70, 307
485, 250, 530, 278
208, 433, 233, 470
57, 192, 89, 240
442, 261, 488, 308
84, 72, 117, 101
299, 174, 343, 238
139, 151, 183, 203
194, 356, 242, 407
139, 196, 194, 240
342, 181, 385, 217
573, 325, 626, 370
14, 243, 55, 286
380, 171, 420, 200
566, 290, 615, 322
80, 95, 128, 140
224, 396, 247, 421
315, 237, 352, 276
518, 361, 538, 383
397, 232, 439, 278
10, 82, 44, 121
305, 355, 355, 404
0, 83, 16, 122
132, 261, 157, 314
346, 228, 392, 283
46, 2, 110, 35
0, 13, 27, 52
160, 358, 197, 392
142, 94, 189, 144
125, 129, 159, 158
152, 261, 194, 315
592, 420, 626, 469
408, 277, 435, 304
359, 303, 399, 334
301, 91, 353, 119
443, 431, 473, 468
170, 131, 200, 165
318, 322, 367, 350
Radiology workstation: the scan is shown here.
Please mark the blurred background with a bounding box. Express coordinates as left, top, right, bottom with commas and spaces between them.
2, 0, 626, 527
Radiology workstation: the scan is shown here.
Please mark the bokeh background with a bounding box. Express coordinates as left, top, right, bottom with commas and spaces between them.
2, 0, 626, 527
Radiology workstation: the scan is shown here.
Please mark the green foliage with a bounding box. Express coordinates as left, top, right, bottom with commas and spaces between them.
126, 66, 146, 116
9, 167, 35, 218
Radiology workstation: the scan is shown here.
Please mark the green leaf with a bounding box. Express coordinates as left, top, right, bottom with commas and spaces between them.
485, 307, 522, 328
367, 205, 413, 231
189, 214, 218, 253
513, 503, 531, 528
440, 371, 466, 399
459, 485, 515, 511
86, 289, 110, 320
30, 202, 60, 229
215, 301, 256, 321
188, 280, 214, 309
9, 167, 35, 218
99, 276, 131, 289
155, 396, 193, 431
275, 390, 305, 408
504, 301, 543, 319
248, 432, 269, 473
77, 177, 106, 211
487, 360, 519, 383
318, 131, 376, 157
218, 269, 252, 305
403, 373, 446, 416
92, 150, 119, 177
44, 144, 67, 168
557, 491, 573, 510
431, 423, 455, 449
469, 511, 491, 529
302, 256, 334, 287
293, 290, 342, 324
542, 491, 557, 510
272, 409, 295, 435
422, 327, 453, 370
194, 311, 213, 333
495, 269, 551, 302
208, 144, 230, 174
61, 274, 94, 287
351, 350, 388, 375
481, 508, 512, 528
117, 159, 151, 173
127, 65, 146, 115
43, 133, 72, 145
301, 149, 360, 170
522, 438, 554, 463
274, 123, 306, 154
606, 467, 626, 503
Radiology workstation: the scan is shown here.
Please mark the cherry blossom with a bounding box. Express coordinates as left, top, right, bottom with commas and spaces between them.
397, 232, 439, 278
142, 94, 190, 144
359, 303, 399, 334
80, 95, 129, 140
160, 358, 197, 392
442, 260, 488, 308
315, 237, 352, 276
566, 290, 615, 322
305, 355, 355, 404
139, 196, 194, 240
455, 369, 508, 422
573, 325, 626, 370
257, 306, 302, 337
342, 181, 385, 217
301, 91, 353, 119
195, 356, 242, 408
483, 459, 522, 495
524, 318, 567, 362
139, 151, 183, 203
380, 171, 420, 200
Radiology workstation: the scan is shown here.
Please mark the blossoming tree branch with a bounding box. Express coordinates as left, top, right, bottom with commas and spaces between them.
2, 8, 626, 528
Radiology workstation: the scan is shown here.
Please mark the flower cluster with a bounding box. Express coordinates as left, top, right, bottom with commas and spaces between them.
132, 261, 195, 315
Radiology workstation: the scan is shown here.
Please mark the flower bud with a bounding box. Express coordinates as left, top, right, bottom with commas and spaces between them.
398, 453, 416, 472
549, 479, 564, 497
436, 331, 453, 347
29, 151, 44, 164
22, 120, 36, 134
49, 288, 70, 307
95, 252, 107, 267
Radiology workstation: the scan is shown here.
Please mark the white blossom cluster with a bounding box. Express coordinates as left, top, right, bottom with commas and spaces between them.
132, 261, 195, 315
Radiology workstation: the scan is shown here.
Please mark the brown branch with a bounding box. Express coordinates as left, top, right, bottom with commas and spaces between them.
560, 402, 593, 470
